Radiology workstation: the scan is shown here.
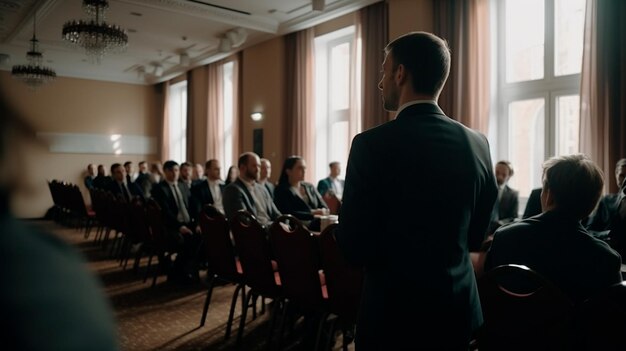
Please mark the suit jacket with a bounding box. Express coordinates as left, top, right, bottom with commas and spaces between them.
522, 187, 542, 219
336, 103, 497, 349
135, 172, 152, 199
84, 176, 94, 190
261, 181, 275, 198
274, 182, 327, 221
190, 179, 225, 220
485, 210, 622, 304
498, 185, 519, 221
92, 175, 111, 190
222, 178, 281, 223
317, 177, 345, 196
106, 180, 144, 201
151, 180, 195, 233
587, 193, 621, 232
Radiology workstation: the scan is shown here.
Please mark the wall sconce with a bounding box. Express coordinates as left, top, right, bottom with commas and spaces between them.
251, 112, 263, 121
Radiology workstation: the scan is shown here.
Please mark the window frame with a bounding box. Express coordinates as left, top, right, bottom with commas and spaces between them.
168, 79, 188, 162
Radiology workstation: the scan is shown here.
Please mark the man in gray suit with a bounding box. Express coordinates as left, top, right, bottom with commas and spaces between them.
223, 152, 281, 225
336, 32, 497, 350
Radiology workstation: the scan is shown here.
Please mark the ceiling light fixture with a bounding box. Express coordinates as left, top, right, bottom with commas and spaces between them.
312, 0, 325, 11
152, 64, 163, 77
11, 12, 56, 89
179, 52, 190, 66
62, 0, 128, 63
218, 27, 248, 53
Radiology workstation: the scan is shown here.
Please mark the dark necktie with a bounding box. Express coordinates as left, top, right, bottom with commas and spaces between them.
120, 183, 130, 202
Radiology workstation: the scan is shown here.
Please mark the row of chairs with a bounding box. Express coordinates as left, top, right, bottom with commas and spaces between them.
476, 264, 626, 350
47, 180, 95, 232
199, 206, 363, 350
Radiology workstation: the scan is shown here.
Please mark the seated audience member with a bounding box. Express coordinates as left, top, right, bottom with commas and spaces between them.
0, 95, 118, 350
123, 161, 134, 184
224, 165, 238, 186
179, 162, 193, 193
149, 162, 163, 185
608, 171, 626, 257
92, 164, 111, 190
135, 161, 151, 198
192, 163, 205, 185
274, 156, 328, 230
107, 163, 144, 201
84, 163, 96, 189
587, 158, 626, 232
522, 187, 542, 219
488, 160, 519, 233
259, 158, 275, 198
484, 154, 622, 304
317, 161, 345, 200
222, 152, 281, 225
151, 160, 200, 283
191, 159, 225, 216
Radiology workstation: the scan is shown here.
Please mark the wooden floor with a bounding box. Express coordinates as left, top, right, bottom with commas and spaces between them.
39, 220, 353, 351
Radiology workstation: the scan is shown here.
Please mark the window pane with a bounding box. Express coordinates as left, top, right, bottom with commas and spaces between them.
555, 0, 585, 76
330, 42, 350, 111
222, 61, 234, 169
508, 98, 545, 197
330, 121, 349, 173
168, 81, 187, 162
555, 94, 580, 155
505, 0, 545, 83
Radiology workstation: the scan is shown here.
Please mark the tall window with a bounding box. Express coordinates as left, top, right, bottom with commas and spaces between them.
168, 80, 187, 162
221, 61, 235, 176
314, 26, 360, 182
494, 0, 585, 200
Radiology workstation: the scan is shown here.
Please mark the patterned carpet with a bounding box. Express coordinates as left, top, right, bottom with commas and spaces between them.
40, 221, 352, 351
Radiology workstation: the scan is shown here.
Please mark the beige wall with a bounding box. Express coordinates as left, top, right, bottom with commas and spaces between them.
241, 37, 286, 183
0, 71, 159, 218
388, 0, 434, 40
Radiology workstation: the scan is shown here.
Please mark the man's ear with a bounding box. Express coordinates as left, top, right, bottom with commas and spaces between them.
395, 64, 407, 85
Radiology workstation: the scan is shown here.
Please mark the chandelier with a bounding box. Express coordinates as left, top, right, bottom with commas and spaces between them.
11, 12, 56, 89
62, 0, 128, 62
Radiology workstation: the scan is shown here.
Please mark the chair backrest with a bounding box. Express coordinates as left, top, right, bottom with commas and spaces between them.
230, 210, 280, 296
477, 264, 574, 350
576, 281, 626, 350
322, 193, 341, 215
318, 223, 363, 321
269, 215, 325, 309
129, 197, 149, 243
199, 205, 240, 281
145, 199, 168, 252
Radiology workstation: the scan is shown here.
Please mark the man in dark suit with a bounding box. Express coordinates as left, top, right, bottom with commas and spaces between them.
587, 158, 626, 232
84, 163, 95, 190
123, 161, 134, 185
179, 162, 194, 194
223, 152, 281, 225
259, 158, 275, 198
107, 163, 144, 201
151, 160, 200, 283
485, 154, 622, 304
191, 159, 225, 218
92, 164, 111, 190
336, 32, 498, 350
317, 161, 345, 199
488, 160, 519, 234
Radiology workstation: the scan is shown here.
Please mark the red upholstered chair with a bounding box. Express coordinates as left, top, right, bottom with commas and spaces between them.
323, 193, 341, 215
477, 264, 574, 350
318, 223, 363, 350
198, 205, 244, 340
576, 281, 626, 350
229, 210, 283, 348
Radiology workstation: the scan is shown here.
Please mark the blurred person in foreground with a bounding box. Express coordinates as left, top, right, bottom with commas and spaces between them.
336, 32, 497, 349
0, 97, 118, 350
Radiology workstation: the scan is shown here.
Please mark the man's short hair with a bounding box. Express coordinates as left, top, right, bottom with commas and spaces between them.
496, 160, 515, 177
87, 163, 93, 170
205, 159, 218, 169
385, 31, 451, 97
329, 161, 340, 169
616, 158, 626, 173
542, 154, 604, 219
138, 161, 146, 167
238, 152, 257, 168
180, 162, 192, 168
123, 161, 132, 167
163, 160, 178, 171
110, 163, 122, 174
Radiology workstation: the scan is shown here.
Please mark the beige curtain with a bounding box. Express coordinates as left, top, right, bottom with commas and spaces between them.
158, 81, 170, 161
580, 0, 626, 193
186, 66, 208, 163
285, 28, 316, 183
358, 1, 389, 131
434, 0, 490, 134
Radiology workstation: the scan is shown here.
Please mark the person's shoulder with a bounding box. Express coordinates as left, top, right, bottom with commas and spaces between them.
505, 185, 520, 196
493, 217, 540, 240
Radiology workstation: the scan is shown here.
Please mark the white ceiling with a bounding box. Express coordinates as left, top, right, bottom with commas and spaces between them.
0, 0, 378, 85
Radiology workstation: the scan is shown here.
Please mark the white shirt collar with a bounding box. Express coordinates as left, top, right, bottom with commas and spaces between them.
395, 100, 438, 118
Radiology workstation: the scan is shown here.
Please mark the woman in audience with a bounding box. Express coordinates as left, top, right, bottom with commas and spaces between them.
274, 156, 328, 230
224, 165, 238, 186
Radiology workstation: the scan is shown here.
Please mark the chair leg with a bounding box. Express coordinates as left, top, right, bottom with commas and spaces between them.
236, 287, 254, 349
252, 294, 258, 320
265, 298, 283, 351
324, 316, 338, 351
314, 312, 331, 351
225, 283, 244, 339
200, 275, 216, 326
276, 299, 290, 351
